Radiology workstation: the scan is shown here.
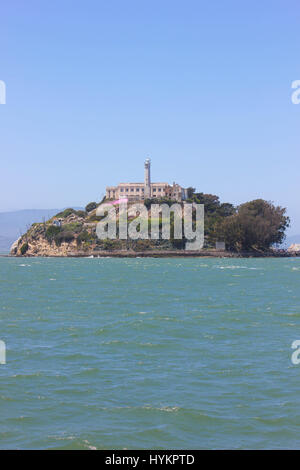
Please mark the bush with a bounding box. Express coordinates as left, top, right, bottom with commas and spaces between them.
144, 198, 178, 209
76, 210, 87, 218
85, 202, 97, 213
76, 230, 95, 245
62, 222, 83, 233
55, 208, 76, 218
171, 238, 186, 249
45, 225, 61, 242
87, 215, 103, 222
54, 231, 75, 246
133, 240, 153, 251
20, 242, 29, 255
101, 239, 115, 250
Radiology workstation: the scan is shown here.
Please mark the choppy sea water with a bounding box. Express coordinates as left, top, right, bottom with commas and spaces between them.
0, 257, 300, 449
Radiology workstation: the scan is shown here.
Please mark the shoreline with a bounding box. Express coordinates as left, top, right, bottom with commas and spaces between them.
2, 250, 299, 258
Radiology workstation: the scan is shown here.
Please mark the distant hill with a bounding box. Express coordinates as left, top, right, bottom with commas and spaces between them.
0, 209, 82, 253
0, 235, 15, 253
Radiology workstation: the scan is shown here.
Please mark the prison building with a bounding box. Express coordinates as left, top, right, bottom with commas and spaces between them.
106, 159, 188, 202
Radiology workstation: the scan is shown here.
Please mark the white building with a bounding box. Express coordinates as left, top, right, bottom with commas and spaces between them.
106, 159, 188, 202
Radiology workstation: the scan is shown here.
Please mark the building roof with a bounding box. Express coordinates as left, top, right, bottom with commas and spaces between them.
116, 182, 169, 186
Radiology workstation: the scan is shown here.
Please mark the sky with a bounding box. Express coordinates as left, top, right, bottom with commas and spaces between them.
0, 0, 299, 234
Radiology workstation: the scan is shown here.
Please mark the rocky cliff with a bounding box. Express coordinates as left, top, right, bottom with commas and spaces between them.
10, 205, 179, 257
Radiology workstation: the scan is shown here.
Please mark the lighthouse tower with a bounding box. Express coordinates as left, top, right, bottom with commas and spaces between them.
144, 158, 151, 198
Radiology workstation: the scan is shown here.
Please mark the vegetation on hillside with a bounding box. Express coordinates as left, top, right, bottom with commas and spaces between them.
85, 202, 97, 213
186, 191, 289, 251
214, 199, 290, 251
186, 190, 236, 246
12, 192, 290, 255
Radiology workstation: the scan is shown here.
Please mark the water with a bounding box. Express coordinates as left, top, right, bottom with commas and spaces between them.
0, 257, 300, 449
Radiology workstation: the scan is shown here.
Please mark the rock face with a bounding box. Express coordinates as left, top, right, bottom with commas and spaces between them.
287, 244, 300, 253
10, 208, 98, 257
9, 237, 21, 254
10, 206, 179, 257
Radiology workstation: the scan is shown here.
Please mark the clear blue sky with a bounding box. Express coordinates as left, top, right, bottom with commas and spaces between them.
0, 0, 299, 234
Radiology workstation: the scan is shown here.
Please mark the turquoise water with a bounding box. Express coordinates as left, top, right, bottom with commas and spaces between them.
0, 257, 300, 449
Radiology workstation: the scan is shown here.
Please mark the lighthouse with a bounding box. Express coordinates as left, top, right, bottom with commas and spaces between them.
144, 158, 151, 198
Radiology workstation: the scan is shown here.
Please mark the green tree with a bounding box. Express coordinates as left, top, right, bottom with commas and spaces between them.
187, 193, 235, 244
76, 230, 96, 246
54, 231, 75, 246
85, 202, 97, 213
217, 202, 236, 218
216, 199, 290, 251
20, 242, 29, 255
76, 210, 87, 218
186, 187, 195, 199
45, 225, 61, 242
55, 208, 76, 218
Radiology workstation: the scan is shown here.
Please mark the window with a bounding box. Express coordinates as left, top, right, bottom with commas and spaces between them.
126, 188, 129, 192
136, 188, 139, 192
120, 188, 124, 192
158, 188, 161, 192
131, 188, 134, 192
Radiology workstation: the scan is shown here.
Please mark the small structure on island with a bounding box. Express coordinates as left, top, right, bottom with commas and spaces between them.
106, 159, 189, 202
215, 241, 226, 251
53, 219, 62, 227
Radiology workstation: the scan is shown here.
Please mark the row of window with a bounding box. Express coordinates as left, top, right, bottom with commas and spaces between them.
107, 188, 168, 198
120, 188, 144, 192
119, 187, 163, 193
